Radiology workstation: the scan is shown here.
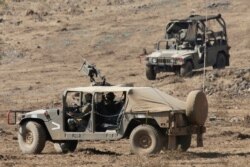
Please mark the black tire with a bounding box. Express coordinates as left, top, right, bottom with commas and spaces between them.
177, 135, 192, 152
129, 125, 162, 154
18, 121, 46, 154
54, 140, 78, 153
213, 53, 226, 69
180, 61, 193, 77
146, 65, 156, 80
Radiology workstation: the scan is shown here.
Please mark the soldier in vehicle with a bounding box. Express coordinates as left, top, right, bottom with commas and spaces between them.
81, 93, 92, 114
67, 93, 92, 131
95, 92, 122, 131
105, 92, 116, 111
104, 92, 122, 124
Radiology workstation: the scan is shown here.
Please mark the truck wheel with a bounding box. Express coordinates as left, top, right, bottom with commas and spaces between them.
129, 125, 162, 154
213, 53, 226, 69
180, 61, 193, 77
177, 135, 192, 152
146, 65, 156, 80
18, 121, 46, 154
54, 140, 78, 153
186, 90, 208, 125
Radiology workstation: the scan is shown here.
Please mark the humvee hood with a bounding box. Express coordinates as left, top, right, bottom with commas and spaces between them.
23, 109, 47, 119
148, 49, 195, 58
28, 109, 46, 115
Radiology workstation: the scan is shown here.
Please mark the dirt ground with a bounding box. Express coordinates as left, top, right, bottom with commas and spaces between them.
0, 0, 250, 166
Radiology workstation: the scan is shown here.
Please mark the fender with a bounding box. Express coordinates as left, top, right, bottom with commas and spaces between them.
19, 109, 65, 140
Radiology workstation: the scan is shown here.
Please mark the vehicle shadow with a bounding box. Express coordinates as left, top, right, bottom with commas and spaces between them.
192, 70, 205, 76
189, 151, 250, 158
155, 69, 213, 80
77, 148, 121, 156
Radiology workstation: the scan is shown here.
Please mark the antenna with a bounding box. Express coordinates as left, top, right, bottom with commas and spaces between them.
202, 0, 208, 92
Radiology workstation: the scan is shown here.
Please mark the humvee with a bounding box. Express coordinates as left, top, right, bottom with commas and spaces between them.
145, 14, 230, 80
8, 87, 208, 154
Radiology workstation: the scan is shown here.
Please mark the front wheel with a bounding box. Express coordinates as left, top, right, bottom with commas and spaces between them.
18, 121, 47, 154
180, 61, 193, 77
146, 65, 156, 80
54, 140, 78, 153
129, 125, 162, 154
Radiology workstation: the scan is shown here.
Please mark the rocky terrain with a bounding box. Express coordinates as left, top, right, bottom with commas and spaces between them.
0, 0, 250, 166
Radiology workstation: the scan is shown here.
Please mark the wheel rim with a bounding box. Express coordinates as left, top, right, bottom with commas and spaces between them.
24, 130, 33, 144
138, 134, 152, 149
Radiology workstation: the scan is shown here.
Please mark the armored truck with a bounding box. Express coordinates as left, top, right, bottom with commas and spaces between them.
8, 87, 208, 155
146, 14, 230, 80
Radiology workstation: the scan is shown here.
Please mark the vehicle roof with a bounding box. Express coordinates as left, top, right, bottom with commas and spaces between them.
65, 86, 134, 93
171, 14, 221, 22
65, 86, 186, 113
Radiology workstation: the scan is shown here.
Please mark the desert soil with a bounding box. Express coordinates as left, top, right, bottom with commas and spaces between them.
0, 0, 250, 166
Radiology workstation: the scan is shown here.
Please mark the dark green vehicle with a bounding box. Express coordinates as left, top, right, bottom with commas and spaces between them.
146, 14, 230, 80
8, 86, 208, 154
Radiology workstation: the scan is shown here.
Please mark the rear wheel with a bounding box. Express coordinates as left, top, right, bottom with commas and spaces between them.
18, 121, 46, 154
146, 65, 156, 80
54, 140, 78, 153
130, 125, 162, 154
177, 135, 192, 152
213, 53, 226, 69
180, 61, 193, 77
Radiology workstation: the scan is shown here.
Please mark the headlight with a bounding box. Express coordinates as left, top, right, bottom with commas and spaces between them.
152, 58, 157, 63
175, 58, 184, 64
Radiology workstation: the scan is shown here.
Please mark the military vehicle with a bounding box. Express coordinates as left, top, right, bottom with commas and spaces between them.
8, 61, 208, 155
145, 14, 230, 80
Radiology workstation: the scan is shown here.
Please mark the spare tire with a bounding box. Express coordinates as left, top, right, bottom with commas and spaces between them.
186, 90, 208, 125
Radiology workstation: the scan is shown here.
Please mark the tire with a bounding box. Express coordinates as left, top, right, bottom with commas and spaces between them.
186, 90, 208, 125
129, 125, 162, 154
177, 135, 192, 152
213, 53, 226, 69
18, 121, 46, 154
54, 140, 78, 153
146, 65, 156, 80
180, 61, 193, 77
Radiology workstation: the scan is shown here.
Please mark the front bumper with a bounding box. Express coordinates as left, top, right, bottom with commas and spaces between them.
147, 57, 184, 66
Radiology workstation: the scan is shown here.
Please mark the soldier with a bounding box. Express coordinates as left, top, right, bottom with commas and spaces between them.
81, 93, 92, 113
67, 93, 92, 131
104, 92, 122, 125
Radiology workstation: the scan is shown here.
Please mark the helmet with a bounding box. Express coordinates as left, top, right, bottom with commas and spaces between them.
84, 93, 92, 103
106, 92, 115, 102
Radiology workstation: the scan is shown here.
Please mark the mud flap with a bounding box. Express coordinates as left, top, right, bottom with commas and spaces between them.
197, 133, 203, 147
167, 135, 176, 150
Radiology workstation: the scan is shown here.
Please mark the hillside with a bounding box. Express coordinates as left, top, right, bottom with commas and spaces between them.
0, 0, 250, 166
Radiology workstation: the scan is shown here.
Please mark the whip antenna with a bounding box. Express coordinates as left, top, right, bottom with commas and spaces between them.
202, 0, 208, 92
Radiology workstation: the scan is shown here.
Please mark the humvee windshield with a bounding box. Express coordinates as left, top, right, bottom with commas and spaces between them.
165, 22, 190, 39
